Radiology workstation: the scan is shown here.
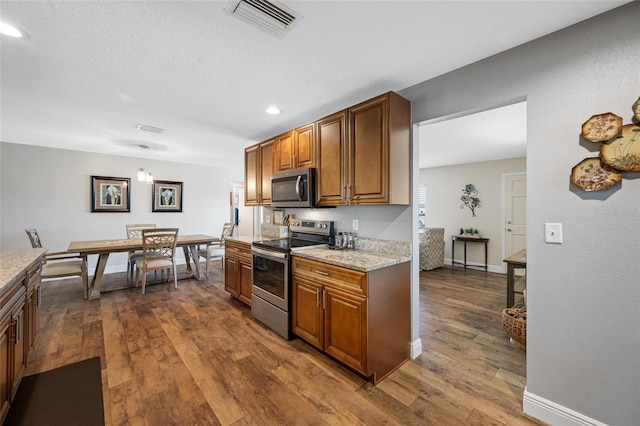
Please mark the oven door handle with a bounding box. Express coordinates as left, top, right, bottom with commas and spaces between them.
252, 247, 288, 260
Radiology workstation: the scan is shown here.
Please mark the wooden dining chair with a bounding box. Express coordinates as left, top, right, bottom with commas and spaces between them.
126, 223, 156, 281
25, 228, 89, 298
197, 223, 234, 277
135, 228, 179, 294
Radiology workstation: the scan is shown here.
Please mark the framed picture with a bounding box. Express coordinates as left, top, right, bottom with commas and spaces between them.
91, 176, 131, 212
152, 180, 183, 212
273, 209, 285, 225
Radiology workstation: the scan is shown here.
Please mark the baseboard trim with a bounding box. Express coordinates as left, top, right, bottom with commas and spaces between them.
409, 338, 422, 359
523, 387, 607, 426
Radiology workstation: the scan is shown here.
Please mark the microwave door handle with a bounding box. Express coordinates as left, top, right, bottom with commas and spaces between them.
295, 175, 302, 201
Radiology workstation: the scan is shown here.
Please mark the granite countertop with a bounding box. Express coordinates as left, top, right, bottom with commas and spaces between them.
0, 248, 47, 294
292, 246, 410, 272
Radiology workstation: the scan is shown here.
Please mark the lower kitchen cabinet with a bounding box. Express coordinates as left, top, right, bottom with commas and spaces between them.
0, 250, 45, 424
291, 256, 410, 384
224, 240, 252, 306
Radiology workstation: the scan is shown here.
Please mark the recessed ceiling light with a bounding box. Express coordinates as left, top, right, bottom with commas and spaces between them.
0, 22, 23, 38
136, 124, 165, 133
266, 106, 282, 115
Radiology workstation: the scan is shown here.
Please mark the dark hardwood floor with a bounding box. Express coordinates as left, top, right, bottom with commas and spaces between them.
25, 263, 545, 425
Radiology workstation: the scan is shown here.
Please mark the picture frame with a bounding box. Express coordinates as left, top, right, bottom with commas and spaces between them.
273, 209, 285, 225
91, 176, 131, 213
152, 180, 183, 212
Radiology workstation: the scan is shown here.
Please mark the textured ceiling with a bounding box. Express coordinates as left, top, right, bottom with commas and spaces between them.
0, 1, 628, 170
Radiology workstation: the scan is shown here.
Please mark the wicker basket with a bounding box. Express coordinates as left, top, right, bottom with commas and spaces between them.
501, 306, 526, 349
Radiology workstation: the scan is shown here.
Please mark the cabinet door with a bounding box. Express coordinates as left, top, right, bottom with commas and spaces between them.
224, 256, 239, 297
349, 94, 389, 204
274, 131, 294, 172
324, 287, 367, 374
238, 259, 253, 306
294, 123, 315, 168
291, 277, 323, 350
244, 145, 260, 206
259, 139, 274, 205
11, 303, 26, 398
316, 110, 348, 206
28, 285, 40, 356
0, 321, 10, 423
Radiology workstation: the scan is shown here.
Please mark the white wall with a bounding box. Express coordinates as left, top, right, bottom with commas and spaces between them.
1, 142, 243, 272
401, 3, 639, 425
420, 157, 526, 272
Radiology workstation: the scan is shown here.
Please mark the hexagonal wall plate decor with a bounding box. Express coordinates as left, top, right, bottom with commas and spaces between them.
581, 112, 623, 143
571, 157, 622, 191
599, 123, 640, 171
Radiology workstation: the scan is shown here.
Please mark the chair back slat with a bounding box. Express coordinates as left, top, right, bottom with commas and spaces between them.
126, 223, 157, 239
220, 223, 235, 244
25, 229, 43, 248
141, 228, 179, 260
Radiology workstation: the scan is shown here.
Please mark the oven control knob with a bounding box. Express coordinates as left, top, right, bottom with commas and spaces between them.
316, 223, 321, 228
322, 224, 327, 229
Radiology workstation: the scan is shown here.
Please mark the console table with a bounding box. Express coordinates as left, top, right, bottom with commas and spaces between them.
451, 235, 489, 271
503, 249, 527, 307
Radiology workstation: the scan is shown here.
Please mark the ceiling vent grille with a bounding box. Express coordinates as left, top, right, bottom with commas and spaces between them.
225, 0, 301, 39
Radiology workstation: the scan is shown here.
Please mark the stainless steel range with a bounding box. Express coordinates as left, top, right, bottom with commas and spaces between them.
251, 219, 335, 339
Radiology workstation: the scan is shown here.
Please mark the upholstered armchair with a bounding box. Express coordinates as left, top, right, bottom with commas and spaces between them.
419, 227, 445, 271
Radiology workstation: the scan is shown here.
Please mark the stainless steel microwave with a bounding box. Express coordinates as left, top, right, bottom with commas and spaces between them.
271, 167, 315, 208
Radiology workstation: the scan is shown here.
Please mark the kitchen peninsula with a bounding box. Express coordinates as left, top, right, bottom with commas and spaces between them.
0, 248, 46, 423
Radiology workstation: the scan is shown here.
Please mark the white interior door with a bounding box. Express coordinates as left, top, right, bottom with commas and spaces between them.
230, 182, 254, 237
504, 173, 527, 271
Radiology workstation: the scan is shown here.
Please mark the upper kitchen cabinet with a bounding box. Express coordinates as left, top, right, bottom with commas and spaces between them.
316, 92, 411, 206
316, 110, 348, 206
274, 123, 315, 172
245, 139, 274, 206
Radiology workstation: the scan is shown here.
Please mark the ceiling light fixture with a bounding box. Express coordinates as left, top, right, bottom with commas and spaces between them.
266, 106, 281, 115
0, 22, 23, 38
136, 124, 165, 133
137, 168, 153, 184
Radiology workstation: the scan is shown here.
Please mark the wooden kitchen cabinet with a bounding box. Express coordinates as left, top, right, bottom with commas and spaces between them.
274, 123, 315, 172
316, 92, 410, 206
0, 250, 44, 424
245, 139, 274, 206
224, 240, 252, 306
315, 110, 348, 206
291, 256, 410, 383
26, 263, 41, 359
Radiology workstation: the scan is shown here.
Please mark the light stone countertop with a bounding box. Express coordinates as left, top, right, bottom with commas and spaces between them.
0, 248, 47, 294
225, 235, 269, 245
291, 246, 410, 272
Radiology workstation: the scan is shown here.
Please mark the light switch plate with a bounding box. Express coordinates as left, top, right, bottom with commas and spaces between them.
545, 223, 562, 244
352, 219, 359, 231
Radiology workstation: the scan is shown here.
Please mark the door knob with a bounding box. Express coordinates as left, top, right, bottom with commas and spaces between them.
507, 220, 512, 224
507, 228, 512, 232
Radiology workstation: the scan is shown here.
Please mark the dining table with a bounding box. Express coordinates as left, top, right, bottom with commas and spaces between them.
68, 234, 219, 300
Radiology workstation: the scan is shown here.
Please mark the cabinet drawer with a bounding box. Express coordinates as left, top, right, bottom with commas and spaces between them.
27, 263, 41, 291
292, 257, 367, 296
225, 241, 252, 261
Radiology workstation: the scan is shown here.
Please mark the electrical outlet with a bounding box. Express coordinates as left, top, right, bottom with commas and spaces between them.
352, 219, 359, 231
545, 223, 562, 244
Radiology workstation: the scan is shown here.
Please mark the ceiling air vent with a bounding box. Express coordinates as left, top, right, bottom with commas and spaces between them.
225, 0, 301, 39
